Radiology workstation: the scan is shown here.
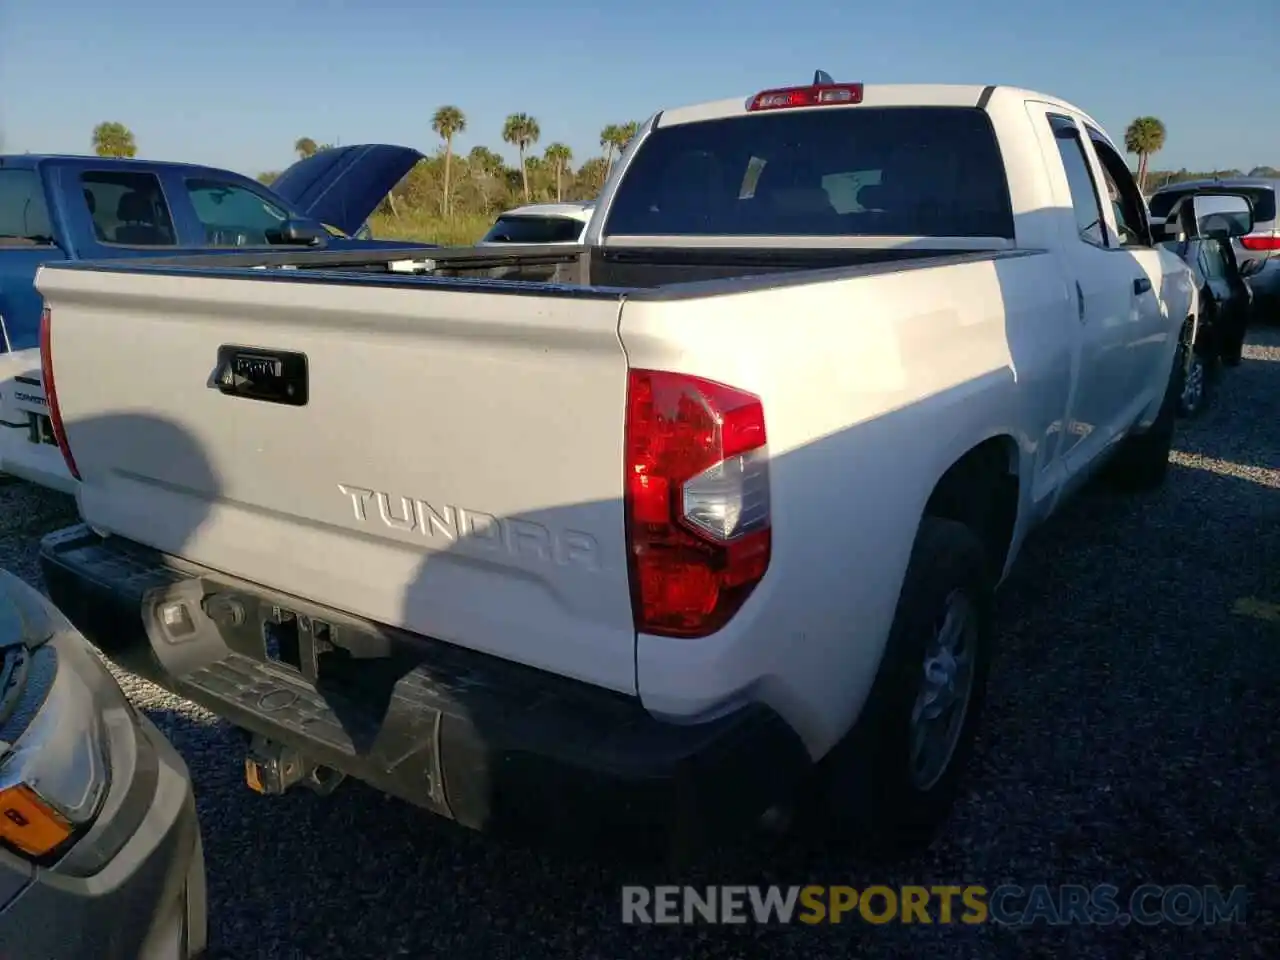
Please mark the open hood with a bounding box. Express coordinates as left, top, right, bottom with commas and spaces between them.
268, 144, 423, 236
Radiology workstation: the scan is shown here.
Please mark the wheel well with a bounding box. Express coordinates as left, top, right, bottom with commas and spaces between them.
923, 437, 1020, 576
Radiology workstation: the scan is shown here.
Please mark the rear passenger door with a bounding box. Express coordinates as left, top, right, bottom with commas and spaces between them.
1031, 107, 1134, 470
1080, 129, 1173, 417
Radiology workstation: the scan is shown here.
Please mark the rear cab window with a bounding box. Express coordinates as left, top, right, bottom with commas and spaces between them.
184, 178, 290, 246
603, 106, 1015, 239
80, 171, 177, 246
483, 216, 586, 243
0, 169, 55, 246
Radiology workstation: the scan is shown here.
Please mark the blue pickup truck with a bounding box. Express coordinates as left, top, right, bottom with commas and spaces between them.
0, 144, 426, 492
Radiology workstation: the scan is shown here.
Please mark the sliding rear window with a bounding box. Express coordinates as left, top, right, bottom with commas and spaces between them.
604, 106, 1014, 239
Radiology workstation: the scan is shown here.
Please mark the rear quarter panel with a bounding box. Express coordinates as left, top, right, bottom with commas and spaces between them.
620, 251, 1069, 756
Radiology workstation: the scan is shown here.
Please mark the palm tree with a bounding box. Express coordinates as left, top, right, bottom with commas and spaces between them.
578, 156, 609, 192
544, 143, 572, 202
432, 106, 467, 218
1124, 117, 1167, 194
600, 124, 622, 177
468, 145, 503, 176
91, 122, 137, 158
293, 137, 318, 160
601, 122, 639, 179
503, 113, 540, 201
618, 121, 639, 154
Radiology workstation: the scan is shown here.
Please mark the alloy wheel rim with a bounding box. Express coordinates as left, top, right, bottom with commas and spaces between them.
909, 589, 978, 791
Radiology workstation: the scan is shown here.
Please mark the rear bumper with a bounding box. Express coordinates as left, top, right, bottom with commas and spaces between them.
39, 524, 810, 847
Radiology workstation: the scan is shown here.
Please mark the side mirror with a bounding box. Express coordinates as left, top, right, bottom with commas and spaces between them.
1190, 194, 1254, 240
265, 219, 327, 247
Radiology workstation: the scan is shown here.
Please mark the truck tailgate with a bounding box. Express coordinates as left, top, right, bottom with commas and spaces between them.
37, 266, 639, 694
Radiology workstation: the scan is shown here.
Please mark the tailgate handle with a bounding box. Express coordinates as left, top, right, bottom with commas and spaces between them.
211, 346, 308, 407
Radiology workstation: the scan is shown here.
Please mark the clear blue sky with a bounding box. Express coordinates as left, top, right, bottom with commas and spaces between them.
1, 0, 1276, 178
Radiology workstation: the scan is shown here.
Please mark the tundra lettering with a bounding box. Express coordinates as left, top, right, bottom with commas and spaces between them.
337, 483, 601, 571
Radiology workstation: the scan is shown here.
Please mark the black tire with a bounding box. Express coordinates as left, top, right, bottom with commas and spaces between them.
1105, 347, 1180, 492
806, 517, 994, 860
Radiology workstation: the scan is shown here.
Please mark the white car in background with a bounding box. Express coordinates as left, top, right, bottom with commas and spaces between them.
477, 202, 594, 245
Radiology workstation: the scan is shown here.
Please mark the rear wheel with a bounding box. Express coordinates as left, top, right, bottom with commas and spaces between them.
809, 517, 994, 859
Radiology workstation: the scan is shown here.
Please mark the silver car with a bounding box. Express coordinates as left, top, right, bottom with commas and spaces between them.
0, 570, 207, 959
1148, 177, 1280, 319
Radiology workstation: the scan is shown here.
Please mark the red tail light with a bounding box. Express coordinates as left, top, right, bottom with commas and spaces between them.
38, 307, 79, 480
624, 369, 771, 638
1239, 234, 1280, 252
748, 83, 864, 112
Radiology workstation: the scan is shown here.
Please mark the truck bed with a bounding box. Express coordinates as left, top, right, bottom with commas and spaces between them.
55, 242, 1022, 296
34, 237, 1037, 701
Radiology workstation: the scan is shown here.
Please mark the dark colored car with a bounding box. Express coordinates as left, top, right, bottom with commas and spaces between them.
1155, 192, 1255, 417
0, 570, 206, 959
0, 144, 428, 354
0, 145, 429, 493
1149, 177, 1280, 324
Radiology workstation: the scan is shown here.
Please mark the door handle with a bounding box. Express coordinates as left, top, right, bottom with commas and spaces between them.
1133, 277, 1152, 296
1075, 281, 1086, 322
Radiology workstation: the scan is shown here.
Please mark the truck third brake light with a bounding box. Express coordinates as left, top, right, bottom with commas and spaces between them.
748, 83, 864, 112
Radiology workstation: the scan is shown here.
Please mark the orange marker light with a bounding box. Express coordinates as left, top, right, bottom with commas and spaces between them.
0, 784, 73, 858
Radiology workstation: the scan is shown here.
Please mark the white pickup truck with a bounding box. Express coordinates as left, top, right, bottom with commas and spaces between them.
36, 79, 1210, 858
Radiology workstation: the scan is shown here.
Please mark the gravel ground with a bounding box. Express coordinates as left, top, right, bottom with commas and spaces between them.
3, 329, 1277, 960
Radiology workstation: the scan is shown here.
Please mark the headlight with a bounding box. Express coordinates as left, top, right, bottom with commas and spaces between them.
0, 573, 115, 860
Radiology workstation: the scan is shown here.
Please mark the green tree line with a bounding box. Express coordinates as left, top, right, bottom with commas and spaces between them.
254, 111, 642, 224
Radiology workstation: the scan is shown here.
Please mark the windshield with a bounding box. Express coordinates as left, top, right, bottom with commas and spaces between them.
604, 106, 1014, 239
482, 215, 586, 243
